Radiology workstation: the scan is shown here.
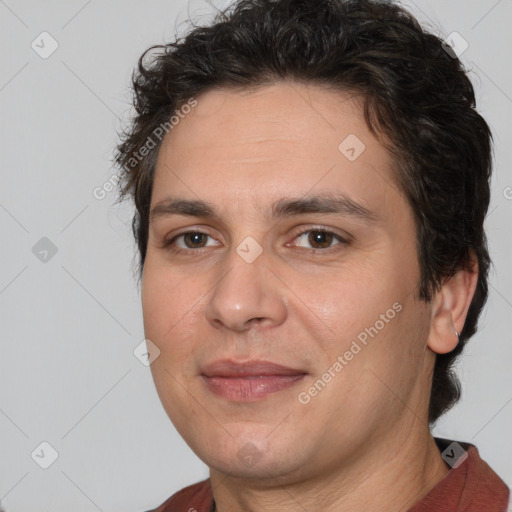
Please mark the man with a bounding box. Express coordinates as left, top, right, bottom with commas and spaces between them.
115, 0, 510, 510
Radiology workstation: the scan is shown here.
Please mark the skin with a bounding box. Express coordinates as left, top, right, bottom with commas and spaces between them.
142, 81, 478, 512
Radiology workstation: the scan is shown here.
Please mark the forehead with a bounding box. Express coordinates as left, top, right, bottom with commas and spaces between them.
161, 82, 374, 161
152, 81, 401, 219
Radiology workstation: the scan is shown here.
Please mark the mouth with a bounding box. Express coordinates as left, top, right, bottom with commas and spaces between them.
200, 359, 307, 402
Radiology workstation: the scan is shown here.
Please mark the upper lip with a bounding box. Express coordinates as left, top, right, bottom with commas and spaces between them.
201, 359, 307, 377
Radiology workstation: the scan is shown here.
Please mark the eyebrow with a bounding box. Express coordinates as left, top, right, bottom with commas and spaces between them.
149, 193, 379, 225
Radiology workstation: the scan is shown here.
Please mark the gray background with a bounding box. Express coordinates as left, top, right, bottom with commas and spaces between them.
1, 0, 511, 510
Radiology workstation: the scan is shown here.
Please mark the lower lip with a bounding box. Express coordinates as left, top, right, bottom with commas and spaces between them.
202, 374, 306, 401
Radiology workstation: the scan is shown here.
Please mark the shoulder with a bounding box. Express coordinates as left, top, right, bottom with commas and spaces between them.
457, 441, 509, 510
143, 479, 213, 512
409, 438, 510, 511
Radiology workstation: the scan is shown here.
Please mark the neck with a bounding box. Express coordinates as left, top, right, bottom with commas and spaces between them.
210, 428, 449, 512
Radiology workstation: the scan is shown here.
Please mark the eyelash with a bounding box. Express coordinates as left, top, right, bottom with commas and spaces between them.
161, 227, 349, 255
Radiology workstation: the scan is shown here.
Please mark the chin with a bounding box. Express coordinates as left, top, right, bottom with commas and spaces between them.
195, 435, 306, 482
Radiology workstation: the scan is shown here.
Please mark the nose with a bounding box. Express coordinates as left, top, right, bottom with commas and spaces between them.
204, 245, 287, 333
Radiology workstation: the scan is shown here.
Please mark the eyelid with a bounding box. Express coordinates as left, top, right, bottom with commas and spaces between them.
161, 227, 219, 250
287, 225, 351, 248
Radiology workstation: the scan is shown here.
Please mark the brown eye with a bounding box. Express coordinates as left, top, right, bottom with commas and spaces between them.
307, 231, 334, 249
294, 229, 347, 250
163, 231, 218, 253
182, 232, 208, 248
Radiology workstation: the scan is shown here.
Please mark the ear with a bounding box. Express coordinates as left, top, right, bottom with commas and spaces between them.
428, 253, 479, 355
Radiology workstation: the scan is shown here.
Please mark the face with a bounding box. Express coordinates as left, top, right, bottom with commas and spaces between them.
142, 82, 435, 484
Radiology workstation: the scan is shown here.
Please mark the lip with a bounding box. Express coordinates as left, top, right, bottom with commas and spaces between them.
201, 359, 307, 401
201, 359, 306, 377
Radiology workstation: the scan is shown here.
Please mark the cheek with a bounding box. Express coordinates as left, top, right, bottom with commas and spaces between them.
141, 263, 200, 359
310, 259, 422, 386
142, 266, 204, 415
313, 269, 395, 342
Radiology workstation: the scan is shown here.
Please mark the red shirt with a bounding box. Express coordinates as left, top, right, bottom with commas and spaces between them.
145, 439, 509, 512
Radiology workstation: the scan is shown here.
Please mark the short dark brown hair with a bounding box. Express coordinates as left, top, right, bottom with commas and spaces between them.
115, 0, 493, 423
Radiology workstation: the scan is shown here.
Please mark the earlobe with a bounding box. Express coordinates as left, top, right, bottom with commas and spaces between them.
427, 255, 479, 355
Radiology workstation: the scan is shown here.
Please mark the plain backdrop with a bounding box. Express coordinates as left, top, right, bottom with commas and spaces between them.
1, 0, 511, 510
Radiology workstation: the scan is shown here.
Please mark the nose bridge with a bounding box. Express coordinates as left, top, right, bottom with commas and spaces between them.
204, 241, 287, 331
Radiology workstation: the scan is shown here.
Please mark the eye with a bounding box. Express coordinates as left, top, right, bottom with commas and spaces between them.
162, 231, 218, 253
291, 228, 348, 250
161, 227, 349, 255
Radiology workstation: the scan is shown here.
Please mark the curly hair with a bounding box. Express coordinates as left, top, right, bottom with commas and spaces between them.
114, 0, 493, 424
